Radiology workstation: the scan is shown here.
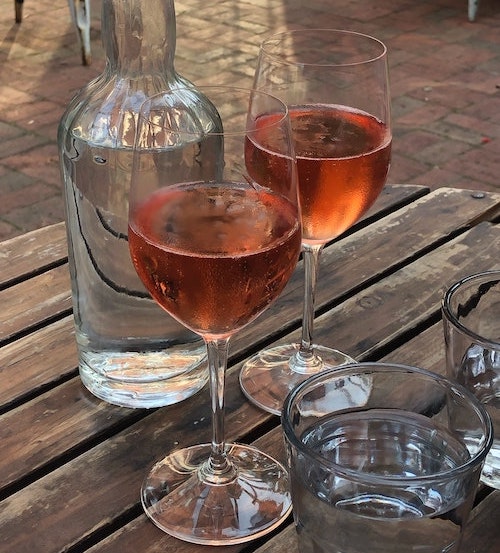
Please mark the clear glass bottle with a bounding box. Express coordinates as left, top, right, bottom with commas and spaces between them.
58, 0, 219, 408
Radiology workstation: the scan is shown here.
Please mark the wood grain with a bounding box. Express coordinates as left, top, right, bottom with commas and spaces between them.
0, 186, 498, 553
0, 222, 67, 288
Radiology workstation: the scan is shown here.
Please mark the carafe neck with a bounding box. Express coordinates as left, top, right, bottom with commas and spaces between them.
102, 0, 177, 77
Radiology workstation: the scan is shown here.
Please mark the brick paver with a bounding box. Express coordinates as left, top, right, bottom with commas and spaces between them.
0, 0, 499, 240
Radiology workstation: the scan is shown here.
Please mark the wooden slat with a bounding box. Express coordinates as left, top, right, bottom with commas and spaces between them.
0, 186, 427, 347
1, 223, 498, 553
0, 386, 261, 553
2, 202, 497, 498
83, 323, 485, 552
90, 513, 245, 553
0, 377, 137, 494
0, 183, 432, 397
313, 222, 500, 359
0, 317, 77, 409
460, 490, 500, 553
0, 185, 425, 294
0, 222, 67, 288
0, 186, 498, 553
233, 187, 500, 352
0, 265, 72, 344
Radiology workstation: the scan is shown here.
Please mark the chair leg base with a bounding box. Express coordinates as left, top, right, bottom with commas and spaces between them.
15, 0, 24, 23
468, 0, 480, 21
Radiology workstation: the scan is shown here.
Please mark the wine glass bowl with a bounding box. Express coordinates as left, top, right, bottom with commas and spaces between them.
239, 29, 392, 415
128, 86, 300, 544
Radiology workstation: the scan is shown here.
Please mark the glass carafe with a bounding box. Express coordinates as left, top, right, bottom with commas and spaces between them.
58, 0, 220, 408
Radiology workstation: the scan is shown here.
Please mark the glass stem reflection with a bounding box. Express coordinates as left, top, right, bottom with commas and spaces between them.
202, 337, 237, 484
291, 243, 324, 373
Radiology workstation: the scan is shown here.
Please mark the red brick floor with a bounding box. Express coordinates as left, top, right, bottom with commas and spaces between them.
0, 0, 499, 240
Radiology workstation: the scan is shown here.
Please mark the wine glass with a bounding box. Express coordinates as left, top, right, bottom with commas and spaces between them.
239, 29, 392, 415
128, 86, 301, 544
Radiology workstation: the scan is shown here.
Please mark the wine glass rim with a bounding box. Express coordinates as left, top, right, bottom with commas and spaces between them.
140, 85, 291, 138
260, 28, 387, 67
281, 362, 493, 486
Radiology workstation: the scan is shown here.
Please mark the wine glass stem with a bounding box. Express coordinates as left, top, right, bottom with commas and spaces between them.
294, 243, 324, 371
203, 337, 237, 484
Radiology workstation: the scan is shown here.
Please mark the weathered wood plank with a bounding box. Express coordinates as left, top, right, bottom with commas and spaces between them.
0, 187, 498, 552
0, 185, 424, 289
0, 185, 422, 292
0, 386, 265, 553
0, 378, 136, 494
1, 223, 498, 553
2, 208, 497, 497
0, 317, 77, 409
90, 513, 244, 553
234, 187, 500, 352
0, 265, 72, 344
313, 221, 500, 360
0, 186, 427, 346
460, 490, 500, 553
83, 321, 495, 553
0, 222, 67, 288
0, 188, 440, 481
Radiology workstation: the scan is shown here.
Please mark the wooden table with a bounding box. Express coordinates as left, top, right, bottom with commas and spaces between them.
1, 185, 499, 553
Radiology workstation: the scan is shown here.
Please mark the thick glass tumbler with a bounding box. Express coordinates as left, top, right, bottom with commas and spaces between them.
282, 362, 492, 553
442, 270, 500, 489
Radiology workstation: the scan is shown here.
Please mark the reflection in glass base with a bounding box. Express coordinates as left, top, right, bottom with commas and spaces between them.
239, 343, 356, 416
141, 443, 292, 545
79, 344, 208, 408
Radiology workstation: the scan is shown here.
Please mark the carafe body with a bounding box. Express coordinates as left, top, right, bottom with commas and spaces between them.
58, 0, 218, 407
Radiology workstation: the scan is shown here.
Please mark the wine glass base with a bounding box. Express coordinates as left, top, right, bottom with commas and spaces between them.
141, 442, 292, 545
239, 343, 356, 415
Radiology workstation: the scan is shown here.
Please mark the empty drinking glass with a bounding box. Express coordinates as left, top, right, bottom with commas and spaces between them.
442, 270, 500, 489
282, 362, 492, 553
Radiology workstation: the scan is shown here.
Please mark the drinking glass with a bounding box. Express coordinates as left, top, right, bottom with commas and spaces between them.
442, 270, 500, 489
239, 29, 392, 415
282, 362, 493, 553
128, 86, 301, 544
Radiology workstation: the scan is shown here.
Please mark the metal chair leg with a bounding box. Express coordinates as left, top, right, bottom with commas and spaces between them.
14, 0, 92, 65
68, 0, 92, 65
468, 0, 480, 21
15, 0, 24, 23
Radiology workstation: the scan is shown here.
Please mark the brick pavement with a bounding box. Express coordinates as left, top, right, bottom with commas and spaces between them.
0, 0, 499, 241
